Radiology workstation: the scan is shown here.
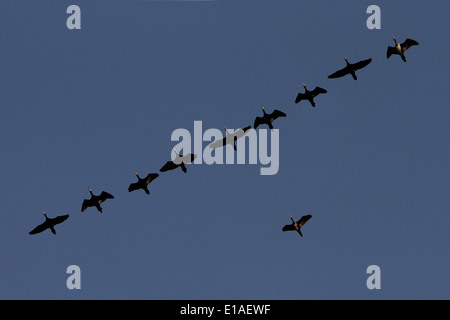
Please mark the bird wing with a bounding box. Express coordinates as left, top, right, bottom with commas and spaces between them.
311, 87, 327, 98
81, 199, 93, 212
328, 66, 350, 79
269, 109, 287, 120
209, 136, 227, 148
297, 215, 312, 227
160, 161, 179, 172
99, 191, 114, 203
128, 181, 141, 192
386, 46, 396, 59
295, 92, 305, 104
50, 214, 69, 226
180, 153, 197, 164
144, 173, 159, 184
232, 126, 251, 139
29, 221, 49, 235
353, 58, 372, 71
254, 116, 265, 129
282, 223, 296, 232
401, 38, 419, 51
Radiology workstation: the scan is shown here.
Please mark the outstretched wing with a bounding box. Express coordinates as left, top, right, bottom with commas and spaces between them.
386, 46, 396, 59
144, 173, 159, 184
180, 153, 197, 164
160, 161, 179, 172
50, 214, 69, 226
353, 58, 372, 71
282, 223, 296, 232
209, 136, 227, 149
99, 191, 114, 203
81, 198, 93, 212
311, 87, 327, 98
232, 126, 251, 139
29, 221, 49, 235
328, 66, 350, 79
297, 215, 312, 227
128, 181, 141, 192
254, 116, 265, 129
401, 38, 419, 51
269, 109, 287, 120
295, 92, 305, 104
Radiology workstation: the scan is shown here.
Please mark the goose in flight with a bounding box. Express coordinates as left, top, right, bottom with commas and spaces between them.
328, 57, 372, 80
295, 84, 327, 107
81, 188, 114, 213
253, 107, 286, 129
128, 172, 159, 194
282, 215, 312, 237
387, 36, 419, 62
29, 212, 69, 235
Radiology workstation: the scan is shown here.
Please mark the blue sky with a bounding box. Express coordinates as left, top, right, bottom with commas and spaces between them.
0, 0, 449, 299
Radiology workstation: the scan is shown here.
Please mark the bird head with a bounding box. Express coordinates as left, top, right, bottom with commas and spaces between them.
135, 171, 139, 176
88, 187, 92, 192
344, 56, 348, 61
392, 35, 396, 41
302, 83, 306, 88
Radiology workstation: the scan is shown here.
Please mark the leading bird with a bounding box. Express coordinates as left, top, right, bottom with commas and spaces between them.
29, 211, 69, 235
282, 215, 312, 237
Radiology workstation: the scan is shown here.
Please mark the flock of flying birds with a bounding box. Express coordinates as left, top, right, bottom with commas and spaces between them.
29, 35, 419, 238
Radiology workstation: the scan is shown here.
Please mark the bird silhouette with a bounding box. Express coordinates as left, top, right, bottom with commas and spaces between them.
295, 84, 327, 107
29, 211, 69, 235
387, 36, 419, 62
282, 215, 312, 237
128, 172, 159, 194
160, 149, 197, 173
209, 126, 252, 151
81, 188, 114, 213
328, 57, 372, 80
253, 107, 286, 129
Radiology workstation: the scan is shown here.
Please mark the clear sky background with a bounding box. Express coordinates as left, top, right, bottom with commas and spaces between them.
0, 0, 449, 300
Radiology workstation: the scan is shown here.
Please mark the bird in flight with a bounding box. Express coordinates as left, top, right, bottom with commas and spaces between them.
295, 83, 327, 107
328, 57, 372, 80
253, 107, 286, 129
128, 172, 159, 195
282, 215, 312, 237
29, 211, 69, 235
209, 126, 252, 151
81, 188, 114, 213
160, 149, 197, 173
387, 36, 419, 62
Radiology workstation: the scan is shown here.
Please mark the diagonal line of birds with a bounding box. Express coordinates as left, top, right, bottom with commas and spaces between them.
28, 35, 419, 238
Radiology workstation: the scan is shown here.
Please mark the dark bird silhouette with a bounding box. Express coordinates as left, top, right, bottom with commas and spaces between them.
295, 83, 327, 107
160, 149, 197, 173
387, 36, 419, 62
29, 211, 69, 235
209, 126, 252, 151
253, 107, 286, 129
81, 188, 114, 213
128, 172, 159, 194
328, 57, 372, 80
282, 215, 312, 237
